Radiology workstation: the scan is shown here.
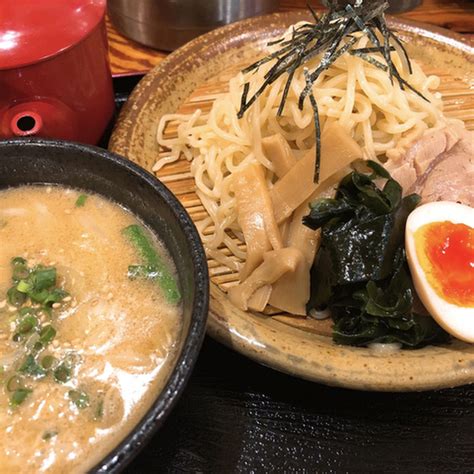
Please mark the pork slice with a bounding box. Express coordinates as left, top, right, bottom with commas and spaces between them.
386, 161, 417, 193
418, 136, 474, 205
385, 123, 474, 206
413, 123, 465, 174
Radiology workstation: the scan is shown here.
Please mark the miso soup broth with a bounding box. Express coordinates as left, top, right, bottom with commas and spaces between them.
0, 186, 182, 473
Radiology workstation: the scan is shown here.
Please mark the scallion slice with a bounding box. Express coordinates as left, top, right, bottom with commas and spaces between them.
75, 194, 88, 207
10, 388, 32, 407
53, 364, 71, 384
68, 390, 89, 409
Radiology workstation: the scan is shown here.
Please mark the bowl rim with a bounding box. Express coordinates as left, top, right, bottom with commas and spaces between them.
0, 137, 210, 472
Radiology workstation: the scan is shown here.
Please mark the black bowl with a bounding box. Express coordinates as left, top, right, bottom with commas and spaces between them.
0, 138, 209, 472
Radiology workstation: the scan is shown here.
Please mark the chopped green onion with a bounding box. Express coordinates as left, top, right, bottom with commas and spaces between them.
16, 279, 33, 293
33, 341, 44, 352
75, 194, 88, 207
41, 355, 56, 370
19, 354, 46, 378
17, 315, 38, 334
6, 375, 24, 392
53, 364, 71, 383
42, 431, 58, 441
39, 325, 56, 345
122, 224, 181, 304
68, 390, 89, 409
10, 388, 32, 407
18, 307, 36, 317
11, 257, 29, 281
94, 400, 104, 420
40, 306, 53, 319
7, 287, 26, 307
11, 257, 26, 266
29, 289, 51, 304
43, 288, 68, 306
32, 267, 56, 291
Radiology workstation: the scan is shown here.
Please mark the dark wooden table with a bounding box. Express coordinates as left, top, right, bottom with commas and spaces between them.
107, 2, 474, 472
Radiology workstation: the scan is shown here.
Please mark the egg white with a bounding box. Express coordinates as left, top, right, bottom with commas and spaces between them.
405, 201, 474, 343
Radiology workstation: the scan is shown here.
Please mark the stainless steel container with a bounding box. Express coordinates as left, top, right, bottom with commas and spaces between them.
108, 0, 280, 51
387, 0, 421, 13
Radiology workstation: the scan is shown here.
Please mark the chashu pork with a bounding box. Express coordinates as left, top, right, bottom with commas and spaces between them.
385, 123, 474, 205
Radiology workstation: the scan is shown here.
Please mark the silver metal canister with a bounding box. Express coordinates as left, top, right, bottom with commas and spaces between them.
108, 0, 280, 51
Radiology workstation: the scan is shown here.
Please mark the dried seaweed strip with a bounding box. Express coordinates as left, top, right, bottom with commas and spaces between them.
239, 82, 250, 119
389, 30, 413, 74
352, 46, 395, 54
307, 1, 320, 22
375, 18, 395, 84
349, 50, 389, 70
277, 65, 298, 116
305, 70, 322, 182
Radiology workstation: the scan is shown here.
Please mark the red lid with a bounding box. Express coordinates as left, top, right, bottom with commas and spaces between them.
0, 0, 106, 70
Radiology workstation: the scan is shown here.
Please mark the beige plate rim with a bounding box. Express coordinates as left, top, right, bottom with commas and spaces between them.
110, 12, 474, 392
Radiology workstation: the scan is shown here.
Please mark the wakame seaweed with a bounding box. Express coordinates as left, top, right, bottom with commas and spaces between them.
237, 0, 426, 183
303, 161, 449, 348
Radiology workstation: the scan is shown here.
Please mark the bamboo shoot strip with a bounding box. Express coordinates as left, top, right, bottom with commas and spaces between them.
122, 225, 181, 304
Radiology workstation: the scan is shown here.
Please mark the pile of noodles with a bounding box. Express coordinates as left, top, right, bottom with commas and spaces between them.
155, 28, 446, 268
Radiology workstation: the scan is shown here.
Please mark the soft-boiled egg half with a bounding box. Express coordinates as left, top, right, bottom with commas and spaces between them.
405, 201, 474, 343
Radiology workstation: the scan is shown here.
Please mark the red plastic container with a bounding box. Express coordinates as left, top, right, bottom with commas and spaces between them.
0, 0, 115, 144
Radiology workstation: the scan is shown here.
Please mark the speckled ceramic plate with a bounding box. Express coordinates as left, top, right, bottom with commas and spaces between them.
110, 12, 474, 391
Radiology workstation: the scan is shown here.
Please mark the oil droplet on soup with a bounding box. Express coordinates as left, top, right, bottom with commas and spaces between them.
0, 186, 182, 473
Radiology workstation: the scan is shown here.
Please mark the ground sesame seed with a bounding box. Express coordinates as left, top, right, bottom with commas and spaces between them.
52, 303, 61, 309
46, 187, 52, 194
0, 300, 6, 309
63, 296, 72, 302
10, 322, 15, 331
52, 340, 59, 348
65, 209, 72, 215
71, 300, 77, 308
8, 305, 17, 313
107, 292, 113, 300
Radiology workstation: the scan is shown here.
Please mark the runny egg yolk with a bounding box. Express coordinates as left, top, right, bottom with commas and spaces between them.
414, 221, 474, 307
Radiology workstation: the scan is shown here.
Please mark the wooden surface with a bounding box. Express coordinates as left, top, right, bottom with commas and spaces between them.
107, 0, 474, 76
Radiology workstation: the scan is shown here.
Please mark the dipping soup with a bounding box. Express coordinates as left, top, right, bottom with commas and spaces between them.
0, 186, 182, 473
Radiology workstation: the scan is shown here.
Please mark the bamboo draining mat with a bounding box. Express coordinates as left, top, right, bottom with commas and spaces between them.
154, 58, 474, 333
